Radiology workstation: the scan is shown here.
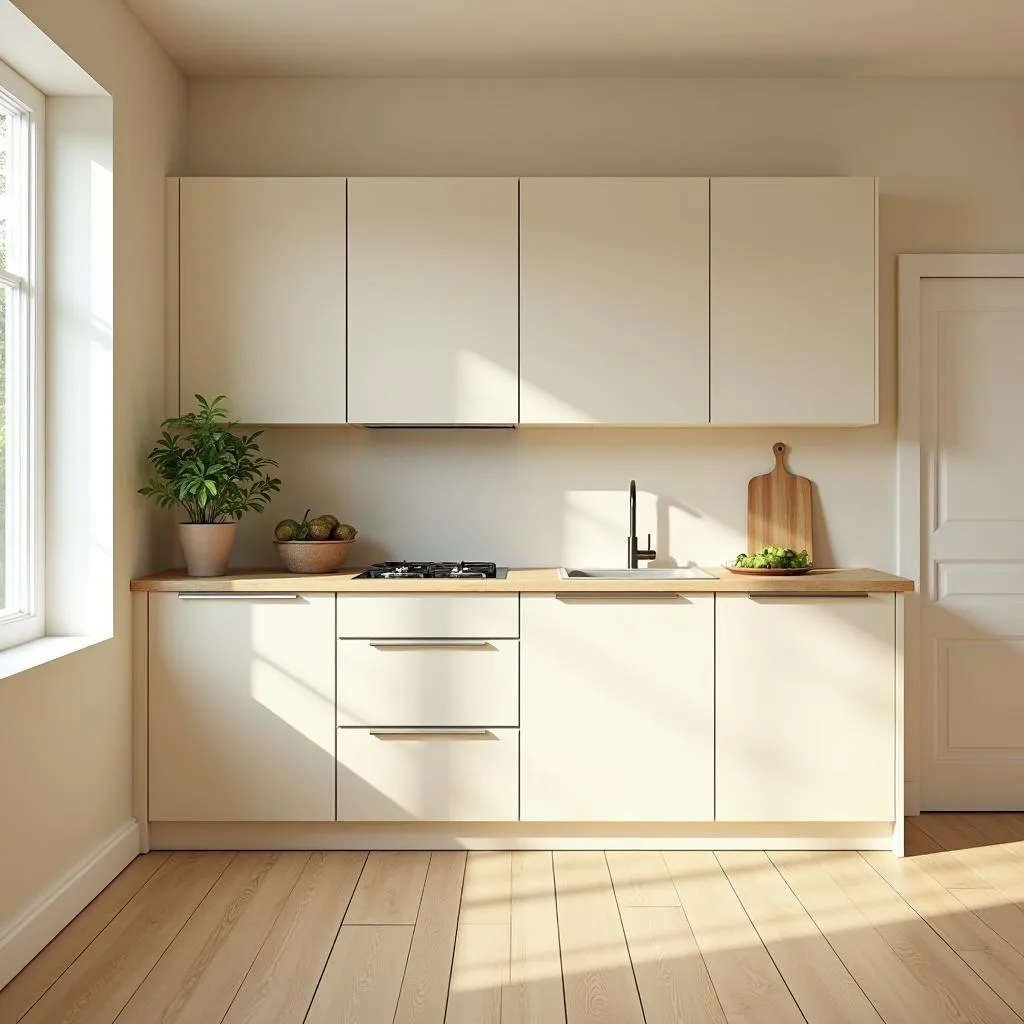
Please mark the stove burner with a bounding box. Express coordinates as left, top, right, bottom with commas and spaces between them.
356, 561, 504, 580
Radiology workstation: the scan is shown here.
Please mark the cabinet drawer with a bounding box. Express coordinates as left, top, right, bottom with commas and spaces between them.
337, 594, 518, 639
336, 728, 519, 821
338, 639, 518, 727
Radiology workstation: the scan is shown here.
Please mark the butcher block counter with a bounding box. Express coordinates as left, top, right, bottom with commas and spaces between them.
131, 566, 913, 593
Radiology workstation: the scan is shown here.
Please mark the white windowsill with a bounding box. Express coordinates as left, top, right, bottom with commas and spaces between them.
0, 634, 109, 680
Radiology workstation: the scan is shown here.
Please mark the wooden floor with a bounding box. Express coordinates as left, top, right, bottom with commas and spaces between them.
4, 815, 1024, 1023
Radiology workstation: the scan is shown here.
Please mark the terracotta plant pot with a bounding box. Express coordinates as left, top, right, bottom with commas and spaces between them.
275, 539, 354, 574
179, 522, 237, 577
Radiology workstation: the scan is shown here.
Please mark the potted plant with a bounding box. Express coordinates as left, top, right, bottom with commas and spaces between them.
139, 395, 282, 576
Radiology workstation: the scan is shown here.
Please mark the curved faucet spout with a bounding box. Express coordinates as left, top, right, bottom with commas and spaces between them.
627, 479, 656, 569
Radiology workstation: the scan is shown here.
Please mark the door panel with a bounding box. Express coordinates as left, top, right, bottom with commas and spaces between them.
920, 277, 1024, 809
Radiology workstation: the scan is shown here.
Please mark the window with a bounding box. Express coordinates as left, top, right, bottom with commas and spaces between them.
0, 60, 43, 649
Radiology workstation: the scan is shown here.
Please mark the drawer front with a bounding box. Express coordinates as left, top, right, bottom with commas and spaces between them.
337, 639, 519, 727
337, 728, 519, 821
337, 594, 519, 639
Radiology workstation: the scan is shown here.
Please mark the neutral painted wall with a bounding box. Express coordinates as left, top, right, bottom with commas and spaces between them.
0, 0, 184, 935
185, 76, 1024, 572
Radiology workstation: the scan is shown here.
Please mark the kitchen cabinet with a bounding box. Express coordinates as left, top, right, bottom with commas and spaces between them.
519, 177, 710, 425
149, 592, 336, 822
347, 177, 519, 425
177, 177, 348, 423
521, 593, 714, 822
715, 593, 896, 822
710, 177, 877, 425
337, 729, 519, 822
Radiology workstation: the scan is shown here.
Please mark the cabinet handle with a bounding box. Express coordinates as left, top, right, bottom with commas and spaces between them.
368, 729, 495, 741
177, 593, 300, 600
745, 593, 870, 601
368, 640, 494, 649
555, 592, 681, 601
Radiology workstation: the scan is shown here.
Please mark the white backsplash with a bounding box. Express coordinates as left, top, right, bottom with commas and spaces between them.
229, 425, 896, 571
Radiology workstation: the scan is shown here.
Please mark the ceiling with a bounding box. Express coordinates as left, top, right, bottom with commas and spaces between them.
124, 0, 1024, 77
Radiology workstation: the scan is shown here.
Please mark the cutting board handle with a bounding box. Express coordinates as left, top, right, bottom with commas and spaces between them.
772, 441, 787, 469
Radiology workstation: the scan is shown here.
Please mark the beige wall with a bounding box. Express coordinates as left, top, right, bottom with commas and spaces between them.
186, 76, 1024, 570
0, 0, 184, 932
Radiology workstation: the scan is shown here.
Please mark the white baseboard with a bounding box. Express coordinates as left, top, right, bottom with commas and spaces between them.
0, 819, 140, 990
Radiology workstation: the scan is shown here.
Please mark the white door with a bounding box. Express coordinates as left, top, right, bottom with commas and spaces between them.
347, 177, 519, 425
178, 177, 347, 424
710, 177, 877, 426
919, 276, 1024, 809
519, 177, 709, 425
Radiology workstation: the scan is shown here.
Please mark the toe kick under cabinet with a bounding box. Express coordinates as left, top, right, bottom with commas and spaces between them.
335, 594, 520, 822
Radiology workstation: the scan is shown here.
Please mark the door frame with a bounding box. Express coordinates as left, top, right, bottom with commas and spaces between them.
897, 253, 1024, 814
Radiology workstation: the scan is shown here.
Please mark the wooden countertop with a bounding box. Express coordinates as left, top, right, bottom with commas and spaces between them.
131, 567, 914, 594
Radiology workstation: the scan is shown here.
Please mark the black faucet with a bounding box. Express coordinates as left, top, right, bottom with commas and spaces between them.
627, 479, 657, 569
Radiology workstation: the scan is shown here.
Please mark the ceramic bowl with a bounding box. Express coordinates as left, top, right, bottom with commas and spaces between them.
274, 539, 354, 574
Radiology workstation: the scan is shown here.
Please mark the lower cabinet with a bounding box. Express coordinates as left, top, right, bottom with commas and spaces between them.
521, 593, 715, 822
715, 593, 896, 822
336, 728, 519, 822
148, 593, 336, 822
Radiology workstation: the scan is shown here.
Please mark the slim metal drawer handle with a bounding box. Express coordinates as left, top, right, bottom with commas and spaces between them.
177, 593, 300, 601
368, 729, 496, 741
555, 592, 681, 601
746, 593, 871, 601
368, 640, 494, 649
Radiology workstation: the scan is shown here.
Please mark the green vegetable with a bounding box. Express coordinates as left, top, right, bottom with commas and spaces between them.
733, 547, 811, 569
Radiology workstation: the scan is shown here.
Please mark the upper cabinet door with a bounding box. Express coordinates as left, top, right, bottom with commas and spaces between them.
520, 178, 710, 425
178, 178, 347, 424
710, 177, 877, 426
347, 178, 519, 425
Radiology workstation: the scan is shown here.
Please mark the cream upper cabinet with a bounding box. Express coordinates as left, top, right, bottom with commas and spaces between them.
521, 593, 714, 822
710, 177, 878, 425
715, 593, 896, 822
347, 177, 519, 425
520, 178, 710, 425
149, 593, 336, 822
177, 177, 347, 424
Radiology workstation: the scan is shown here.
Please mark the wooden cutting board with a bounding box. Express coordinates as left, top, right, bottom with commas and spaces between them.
747, 442, 814, 559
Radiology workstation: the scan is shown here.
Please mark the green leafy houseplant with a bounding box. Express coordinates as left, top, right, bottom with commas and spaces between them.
139, 395, 281, 524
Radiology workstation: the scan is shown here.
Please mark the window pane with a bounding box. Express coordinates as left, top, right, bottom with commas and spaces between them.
0, 279, 7, 609
0, 105, 7, 273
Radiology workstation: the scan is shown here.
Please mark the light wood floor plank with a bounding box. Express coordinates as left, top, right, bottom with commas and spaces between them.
459, 852, 512, 925
504, 851, 566, 1024
446, 851, 511, 1024
306, 924, 413, 1024
553, 851, 645, 1024
221, 851, 366, 1024
905, 819, 944, 857
445, 923, 509, 1024
344, 851, 431, 926
394, 852, 467, 1024
606, 850, 681, 908
0, 853, 169, 1023
966, 815, 1024, 855
949, 888, 1024, 959
664, 851, 804, 1024
619, 907, 726, 1024
771, 850, 950, 1024
717, 850, 884, 1024
18, 852, 232, 1024
116, 851, 308, 1024
864, 850, 1024, 1019
788, 851, 1021, 1024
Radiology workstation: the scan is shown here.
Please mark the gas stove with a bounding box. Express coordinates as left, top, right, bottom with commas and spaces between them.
355, 561, 508, 580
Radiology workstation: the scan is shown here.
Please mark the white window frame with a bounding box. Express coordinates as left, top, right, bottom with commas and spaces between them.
0, 60, 44, 650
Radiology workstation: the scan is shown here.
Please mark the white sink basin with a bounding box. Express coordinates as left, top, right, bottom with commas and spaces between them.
558, 567, 717, 581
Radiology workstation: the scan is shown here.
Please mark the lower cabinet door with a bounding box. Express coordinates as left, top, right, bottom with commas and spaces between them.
149, 593, 336, 822
336, 728, 519, 821
715, 593, 896, 822
521, 593, 715, 822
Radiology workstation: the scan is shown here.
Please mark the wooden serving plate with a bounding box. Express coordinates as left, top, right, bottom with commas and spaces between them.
723, 565, 814, 576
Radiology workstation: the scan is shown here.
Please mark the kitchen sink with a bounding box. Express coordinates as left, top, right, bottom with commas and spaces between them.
558, 567, 717, 581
